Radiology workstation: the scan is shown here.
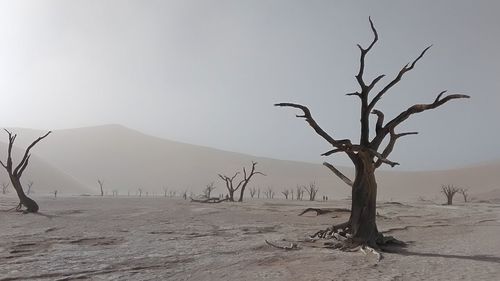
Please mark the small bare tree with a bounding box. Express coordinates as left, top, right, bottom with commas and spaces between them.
295, 185, 305, 201
182, 190, 188, 200
163, 187, 168, 197
264, 187, 275, 199
169, 190, 176, 198
26, 181, 34, 195
249, 187, 257, 198
281, 189, 290, 200
304, 182, 319, 201
203, 182, 216, 198
459, 188, 469, 203
112, 189, 118, 196
441, 185, 460, 205
1, 129, 51, 212
97, 179, 104, 196
1, 182, 9, 195
138, 187, 143, 197
53, 190, 58, 199
257, 188, 260, 199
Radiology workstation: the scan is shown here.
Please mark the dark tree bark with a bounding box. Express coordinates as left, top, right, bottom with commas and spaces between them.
442, 185, 459, 205
1, 129, 51, 213
275, 18, 469, 248
237, 161, 265, 202
219, 162, 265, 202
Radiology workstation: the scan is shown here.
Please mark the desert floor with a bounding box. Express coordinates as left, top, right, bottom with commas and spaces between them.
1, 196, 499, 281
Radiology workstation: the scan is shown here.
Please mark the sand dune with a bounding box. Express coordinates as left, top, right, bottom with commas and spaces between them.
3, 125, 499, 202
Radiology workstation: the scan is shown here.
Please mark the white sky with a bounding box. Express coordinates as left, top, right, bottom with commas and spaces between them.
0, 0, 498, 170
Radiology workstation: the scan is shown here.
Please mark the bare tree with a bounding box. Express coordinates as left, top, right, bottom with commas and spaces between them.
26, 180, 34, 195
459, 188, 469, 202
163, 187, 168, 197
218, 162, 265, 202
295, 185, 305, 201
182, 190, 188, 200
257, 188, 260, 199
169, 190, 176, 198
203, 182, 216, 198
1, 182, 9, 195
275, 18, 469, 248
249, 187, 257, 198
281, 189, 290, 200
237, 162, 265, 202
264, 187, 275, 199
53, 190, 58, 199
138, 187, 143, 197
97, 179, 104, 197
112, 189, 119, 196
442, 185, 460, 205
0, 129, 51, 212
304, 182, 319, 201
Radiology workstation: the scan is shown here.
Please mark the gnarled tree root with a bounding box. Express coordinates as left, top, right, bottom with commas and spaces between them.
309, 221, 407, 261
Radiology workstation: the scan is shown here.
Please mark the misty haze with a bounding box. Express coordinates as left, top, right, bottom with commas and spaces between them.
1, 1, 499, 281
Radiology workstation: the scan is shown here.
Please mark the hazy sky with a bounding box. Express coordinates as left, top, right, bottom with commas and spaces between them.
0, 1, 498, 170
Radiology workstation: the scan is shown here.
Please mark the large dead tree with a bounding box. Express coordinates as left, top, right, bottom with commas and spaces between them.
0, 129, 51, 213
218, 161, 265, 202
275, 18, 469, 249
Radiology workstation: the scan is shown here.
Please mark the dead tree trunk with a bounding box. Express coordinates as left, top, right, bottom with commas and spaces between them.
1, 129, 51, 213
237, 161, 265, 202
442, 185, 459, 205
97, 179, 104, 196
275, 18, 469, 249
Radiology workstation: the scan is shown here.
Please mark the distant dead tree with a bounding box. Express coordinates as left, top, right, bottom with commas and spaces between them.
112, 189, 118, 196
1, 182, 9, 195
163, 187, 168, 197
459, 188, 469, 203
249, 187, 257, 198
0, 129, 51, 213
182, 190, 188, 200
26, 180, 34, 195
281, 189, 290, 200
264, 187, 275, 199
138, 187, 143, 197
441, 184, 460, 205
53, 190, 58, 199
275, 18, 469, 249
169, 190, 176, 198
295, 185, 305, 201
257, 188, 261, 199
218, 162, 264, 202
97, 179, 104, 197
304, 182, 319, 201
203, 182, 216, 198
290, 189, 294, 200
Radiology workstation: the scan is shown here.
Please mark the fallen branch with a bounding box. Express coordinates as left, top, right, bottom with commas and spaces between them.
299, 207, 350, 216
190, 197, 229, 203
265, 240, 299, 250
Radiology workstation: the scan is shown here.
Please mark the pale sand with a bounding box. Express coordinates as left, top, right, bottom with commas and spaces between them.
1, 197, 499, 280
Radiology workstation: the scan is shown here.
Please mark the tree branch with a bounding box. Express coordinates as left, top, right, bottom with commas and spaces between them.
368, 46, 432, 111
355, 17, 378, 90
14, 131, 51, 176
384, 91, 470, 132
274, 103, 353, 150
374, 130, 418, 168
323, 162, 353, 187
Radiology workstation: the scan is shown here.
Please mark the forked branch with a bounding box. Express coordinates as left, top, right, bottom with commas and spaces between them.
323, 162, 353, 187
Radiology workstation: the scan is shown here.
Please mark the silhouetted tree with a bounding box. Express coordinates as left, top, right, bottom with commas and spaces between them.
249, 187, 257, 198
97, 179, 104, 197
295, 185, 304, 201
0, 129, 51, 212
1, 182, 9, 195
203, 182, 216, 198
218, 162, 265, 202
282, 189, 290, 199
275, 18, 469, 248
459, 188, 469, 203
304, 182, 319, 201
237, 162, 265, 202
26, 180, 34, 195
442, 185, 460, 205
